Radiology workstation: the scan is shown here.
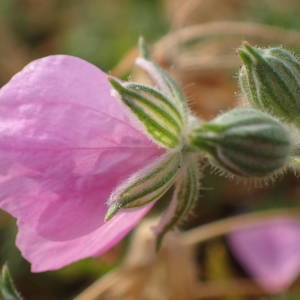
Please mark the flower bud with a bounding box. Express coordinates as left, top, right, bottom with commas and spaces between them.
238, 42, 300, 127
189, 108, 292, 177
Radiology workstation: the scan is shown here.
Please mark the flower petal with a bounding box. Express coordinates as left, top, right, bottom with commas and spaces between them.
0, 55, 164, 247
228, 217, 300, 292
17, 204, 155, 272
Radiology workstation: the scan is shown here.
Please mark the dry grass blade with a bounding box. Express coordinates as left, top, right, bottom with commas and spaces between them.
182, 208, 300, 246
164, 0, 300, 29
154, 21, 300, 72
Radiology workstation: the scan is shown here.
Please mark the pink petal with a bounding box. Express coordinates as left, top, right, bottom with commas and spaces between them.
17, 204, 155, 272
228, 217, 300, 292
0, 55, 164, 270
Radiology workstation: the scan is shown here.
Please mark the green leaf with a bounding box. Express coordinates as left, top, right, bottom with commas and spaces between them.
0, 265, 23, 300
155, 153, 201, 249
105, 151, 181, 221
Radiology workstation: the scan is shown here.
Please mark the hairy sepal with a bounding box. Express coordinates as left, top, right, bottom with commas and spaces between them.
136, 37, 189, 122
125, 82, 184, 128
109, 78, 182, 148
105, 151, 181, 221
238, 42, 300, 127
189, 108, 292, 178
154, 153, 201, 249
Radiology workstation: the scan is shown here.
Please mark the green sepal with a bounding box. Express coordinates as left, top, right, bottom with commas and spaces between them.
189, 108, 292, 177
239, 42, 300, 127
105, 151, 181, 221
0, 265, 23, 300
136, 37, 189, 122
125, 82, 184, 127
155, 153, 201, 249
109, 78, 182, 148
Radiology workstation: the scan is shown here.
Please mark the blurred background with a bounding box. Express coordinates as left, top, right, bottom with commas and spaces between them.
0, 1, 300, 299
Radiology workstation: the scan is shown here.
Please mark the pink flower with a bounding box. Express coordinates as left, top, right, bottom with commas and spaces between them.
228, 217, 300, 293
0, 55, 164, 272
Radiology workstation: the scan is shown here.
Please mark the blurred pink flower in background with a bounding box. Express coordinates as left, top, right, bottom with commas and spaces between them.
0, 55, 164, 272
228, 217, 300, 293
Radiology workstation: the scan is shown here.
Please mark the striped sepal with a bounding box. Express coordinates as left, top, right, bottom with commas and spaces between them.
154, 153, 201, 249
125, 82, 184, 128
189, 108, 291, 177
109, 78, 182, 148
105, 151, 181, 221
239, 43, 300, 127
135, 37, 189, 122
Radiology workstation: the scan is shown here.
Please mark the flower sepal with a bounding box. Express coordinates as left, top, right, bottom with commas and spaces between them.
189, 108, 292, 177
109, 78, 183, 148
135, 37, 189, 122
154, 153, 201, 249
239, 42, 300, 127
105, 152, 182, 221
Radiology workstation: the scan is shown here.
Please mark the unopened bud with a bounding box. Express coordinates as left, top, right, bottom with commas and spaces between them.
239, 42, 300, 127
189, 108, 292, 177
